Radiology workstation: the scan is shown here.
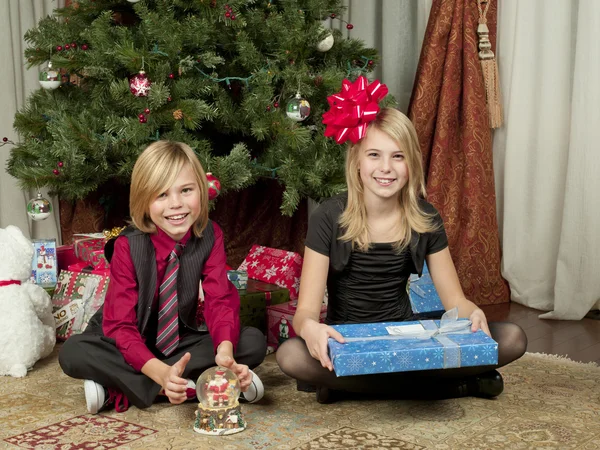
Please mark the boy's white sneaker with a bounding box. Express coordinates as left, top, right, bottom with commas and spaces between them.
84, 379, 130, 413
240, 370, 264, 403
84, 379, 106, 414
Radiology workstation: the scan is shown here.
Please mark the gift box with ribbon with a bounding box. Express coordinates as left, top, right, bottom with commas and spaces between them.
72, 233, 108, 269
239, 279, 290, 333
408, 263, 445, 318
328, 308, 498, 377
72, 227, 124, 270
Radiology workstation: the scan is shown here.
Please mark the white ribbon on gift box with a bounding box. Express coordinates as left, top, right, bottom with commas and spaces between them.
409, 273, 432, 298
343, 308, 470, 342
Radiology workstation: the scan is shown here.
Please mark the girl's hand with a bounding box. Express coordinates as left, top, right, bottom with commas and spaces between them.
302, 320, 345, 371
469, 308, 491, 337
215, 352, 252, 392
162, 352, 191, 404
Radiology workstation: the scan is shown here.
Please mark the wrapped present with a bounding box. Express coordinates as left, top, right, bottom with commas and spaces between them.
73, 233, 109, 269
56, 244, 81, 272
239, 279, 290, 333
51, 270, 109, 340
408, 262, 445, 318
227, 270, 248, 290
68, 261, 110, 276
31, 239, 58, 288
267, 301, 327, 350
328, 309, 498, 377
238, 245, 302, 300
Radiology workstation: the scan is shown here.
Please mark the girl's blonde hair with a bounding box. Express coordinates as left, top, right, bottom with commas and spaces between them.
339, 108, 439, 252
130, 140, 209, 237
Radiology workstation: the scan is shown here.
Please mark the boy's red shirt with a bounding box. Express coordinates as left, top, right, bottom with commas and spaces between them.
102, 222, 240, 371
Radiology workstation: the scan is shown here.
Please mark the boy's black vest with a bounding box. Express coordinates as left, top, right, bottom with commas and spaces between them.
91, 223, 215, 336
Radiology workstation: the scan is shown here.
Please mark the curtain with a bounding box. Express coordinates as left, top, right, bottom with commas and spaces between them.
0, 0, 63, 241
332, 0, 432, 112
494, 0, 600, 319
408, 0, 509, 305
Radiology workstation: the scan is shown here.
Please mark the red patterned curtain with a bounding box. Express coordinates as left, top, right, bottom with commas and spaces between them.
408, 0, 509, 305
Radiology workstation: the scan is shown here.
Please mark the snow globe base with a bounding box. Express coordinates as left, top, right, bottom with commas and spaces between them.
193, 401, 246, 435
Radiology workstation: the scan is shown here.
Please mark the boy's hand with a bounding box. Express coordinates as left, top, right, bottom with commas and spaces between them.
215, 342, 252, 392
162, 352, 191, 404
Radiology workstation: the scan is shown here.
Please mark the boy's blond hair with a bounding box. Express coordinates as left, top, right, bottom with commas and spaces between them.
130, 141, 209, 237
339, 108, 439, 252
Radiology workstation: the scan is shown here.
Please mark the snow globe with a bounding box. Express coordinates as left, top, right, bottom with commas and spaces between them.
193, 366, 246, 435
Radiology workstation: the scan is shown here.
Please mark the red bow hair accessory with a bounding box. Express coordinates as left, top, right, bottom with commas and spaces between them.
322, 76, 389, 144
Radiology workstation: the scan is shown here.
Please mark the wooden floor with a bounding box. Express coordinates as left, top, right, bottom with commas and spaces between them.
480, 302, 600, 364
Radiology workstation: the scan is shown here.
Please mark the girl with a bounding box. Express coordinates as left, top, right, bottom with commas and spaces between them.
276, 105, 527, 403
59, 141, 266, 413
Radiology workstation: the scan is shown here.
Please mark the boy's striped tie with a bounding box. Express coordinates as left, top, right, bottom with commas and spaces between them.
156, 243, 184, 356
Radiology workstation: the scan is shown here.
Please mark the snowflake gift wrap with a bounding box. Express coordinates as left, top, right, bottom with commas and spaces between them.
237, 245, 302, 300
328, 316, 498, 377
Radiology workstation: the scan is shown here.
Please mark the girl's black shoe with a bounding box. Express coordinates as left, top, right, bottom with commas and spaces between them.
469, 370, 504, 398
315, 385, 337, 404
296, 380, 316, 392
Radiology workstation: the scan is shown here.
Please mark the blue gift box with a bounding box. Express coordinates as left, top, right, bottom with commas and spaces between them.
328, 320, 498, 377
408, 263, 445, 318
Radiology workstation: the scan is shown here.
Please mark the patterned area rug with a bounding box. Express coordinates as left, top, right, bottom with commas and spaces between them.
1, 348, 599, 449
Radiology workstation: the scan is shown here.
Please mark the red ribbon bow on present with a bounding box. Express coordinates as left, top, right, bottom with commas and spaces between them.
322, 76, 389, 145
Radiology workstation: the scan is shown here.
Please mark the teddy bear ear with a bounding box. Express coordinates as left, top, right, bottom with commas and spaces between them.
5, 225, 33, 250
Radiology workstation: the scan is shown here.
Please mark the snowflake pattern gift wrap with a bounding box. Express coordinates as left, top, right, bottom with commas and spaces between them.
408, 262, 445, 318
238, 245, 302, 300
328, 309, 497, 377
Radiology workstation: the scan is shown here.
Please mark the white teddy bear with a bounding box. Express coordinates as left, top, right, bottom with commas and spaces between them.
0, 225, 56, 377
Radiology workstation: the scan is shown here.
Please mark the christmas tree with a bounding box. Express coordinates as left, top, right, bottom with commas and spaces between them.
7, 0, 393, 215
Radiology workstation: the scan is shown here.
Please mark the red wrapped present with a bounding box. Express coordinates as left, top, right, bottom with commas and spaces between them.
51, 270, 110, 340
68, 261, 110, 276
238, 245, 303, 300
73, 233, 109, 269
56, 244, 81, 272
267, 301, 327, 350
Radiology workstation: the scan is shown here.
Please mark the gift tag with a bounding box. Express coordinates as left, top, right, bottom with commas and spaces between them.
385, 323, 426, 335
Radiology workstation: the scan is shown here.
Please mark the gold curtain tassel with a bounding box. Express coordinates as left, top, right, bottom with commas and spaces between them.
477, 0, 503, 128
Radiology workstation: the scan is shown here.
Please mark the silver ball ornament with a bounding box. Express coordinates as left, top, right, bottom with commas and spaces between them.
316, 33, 334, 52
27, 193, 53, 221
286, 93, 311, 122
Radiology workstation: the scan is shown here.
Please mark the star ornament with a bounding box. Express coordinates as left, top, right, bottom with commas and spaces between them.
322, 76, 389, 145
